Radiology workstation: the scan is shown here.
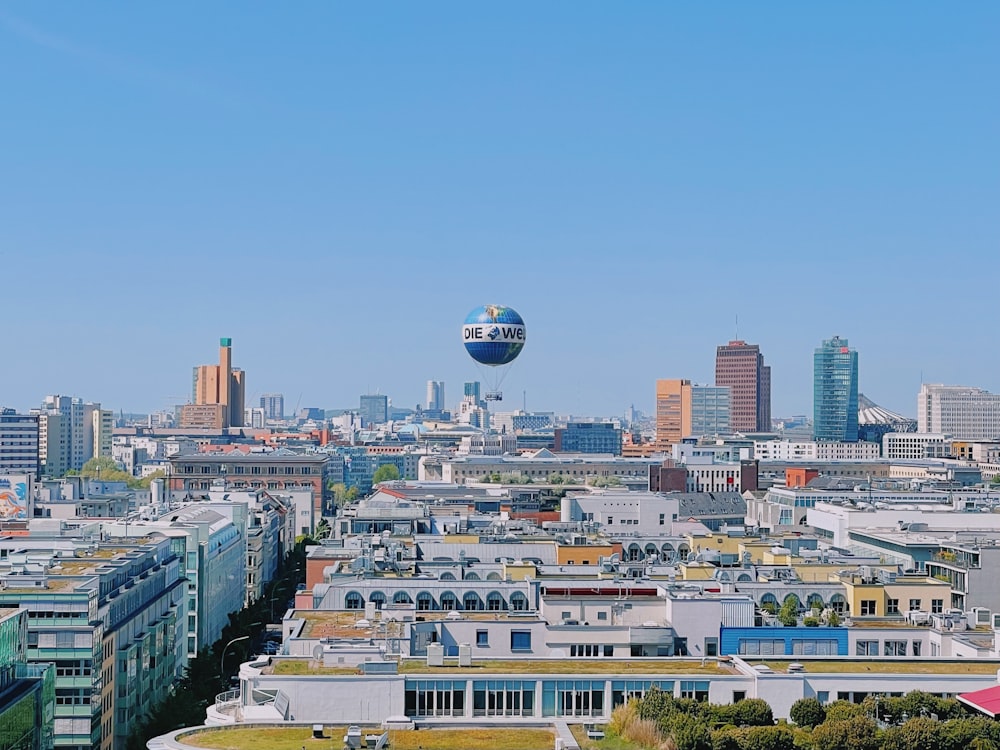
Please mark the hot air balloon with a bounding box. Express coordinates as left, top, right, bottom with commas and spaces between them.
461, 304, 526, 401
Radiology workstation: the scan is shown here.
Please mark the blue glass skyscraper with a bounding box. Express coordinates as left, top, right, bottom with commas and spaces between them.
813, 336, 859, 442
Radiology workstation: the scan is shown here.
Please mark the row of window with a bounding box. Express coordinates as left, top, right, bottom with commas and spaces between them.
403, 679, 647, 718
856, 639, 921, 656
859, 599, 943, 616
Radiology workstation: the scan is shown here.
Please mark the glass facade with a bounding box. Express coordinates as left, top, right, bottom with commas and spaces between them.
690, 386, 731, 437
813, 337, 859, 442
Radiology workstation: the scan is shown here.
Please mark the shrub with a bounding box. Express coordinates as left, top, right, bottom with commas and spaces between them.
811, 717, 880, 750
789, 697, 826, 729
623, 718, 666, 749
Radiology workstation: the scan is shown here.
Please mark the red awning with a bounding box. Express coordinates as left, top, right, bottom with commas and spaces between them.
958, 684, 1000, 718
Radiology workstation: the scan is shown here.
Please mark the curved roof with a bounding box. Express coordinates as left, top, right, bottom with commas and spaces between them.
858, 394, 916, 426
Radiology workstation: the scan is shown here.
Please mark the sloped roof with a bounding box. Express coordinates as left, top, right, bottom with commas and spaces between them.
858, 394, 917, 426
959, 684, 1000, 717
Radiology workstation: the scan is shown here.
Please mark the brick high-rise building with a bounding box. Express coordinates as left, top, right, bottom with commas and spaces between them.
181, 337, 246, 428
715, 340, 771, 433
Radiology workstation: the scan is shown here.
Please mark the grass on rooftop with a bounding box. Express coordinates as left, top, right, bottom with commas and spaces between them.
570, 725, 638, 750
270, 658, 732, 676
756, 660, 1000, 675
183, 726, 554, 750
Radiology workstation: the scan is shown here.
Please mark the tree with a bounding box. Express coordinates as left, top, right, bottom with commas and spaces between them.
823, 701, 867, 723
881, 717, 940, 750
737, 726, 795, 750
726, 698, 774, 727
136, 469, 165, 489
811, 717, 880, 750
372, 464, 400, 484
778, 595, 800, 627
79, 456, 135, 485
826, 609, 842, 627
547, 473, 565, 484
789, 697, 826, 729
664, 714, 712, 750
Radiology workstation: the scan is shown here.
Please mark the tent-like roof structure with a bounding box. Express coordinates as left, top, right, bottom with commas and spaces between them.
858, 394, 917, 428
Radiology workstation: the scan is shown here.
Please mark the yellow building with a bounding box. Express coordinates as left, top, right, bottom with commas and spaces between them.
837, 569, 951, 617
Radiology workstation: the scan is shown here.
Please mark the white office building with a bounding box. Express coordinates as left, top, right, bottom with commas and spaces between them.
918, 384, 1000, 440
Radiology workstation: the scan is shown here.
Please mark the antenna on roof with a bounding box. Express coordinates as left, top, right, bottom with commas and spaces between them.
735, 313, 739, 340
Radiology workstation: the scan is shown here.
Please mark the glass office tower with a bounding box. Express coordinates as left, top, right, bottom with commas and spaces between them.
814, 336, 859, 442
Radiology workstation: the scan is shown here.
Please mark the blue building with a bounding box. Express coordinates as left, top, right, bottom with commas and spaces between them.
690, 386, 731, 437
720, 626, 849, 657
813, 336, 859, 442
555, 422, 623, 455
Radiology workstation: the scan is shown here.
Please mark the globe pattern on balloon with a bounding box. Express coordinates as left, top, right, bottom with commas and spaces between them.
462, 304, 526, 366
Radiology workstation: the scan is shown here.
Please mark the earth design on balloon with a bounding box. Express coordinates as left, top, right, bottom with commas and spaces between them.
461, 305, 526, 366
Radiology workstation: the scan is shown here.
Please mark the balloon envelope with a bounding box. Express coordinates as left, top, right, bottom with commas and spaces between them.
462, 305, 526, 366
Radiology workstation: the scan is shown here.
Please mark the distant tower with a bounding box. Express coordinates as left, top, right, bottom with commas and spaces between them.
260, 393, 285, 420
813, 336, 859, 442
715, 340, 771, 432
183, 337, 245, 428
426, 381, 445, 412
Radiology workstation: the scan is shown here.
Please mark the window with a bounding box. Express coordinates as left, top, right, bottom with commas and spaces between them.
884, 640, 906, 656
856, 640, 878, 656
597, 612, 608, 621
611, 681, 674, 707
607, 517, 612, 525
604, 645, 614, 657
860, 600, 876, 616
909, 598, 921, 611
738, 639, 785, 656
680, 681, 709, 702
472, 680, 534, 717
404, 680, 466, 717
511, 631, 531, 652
932, 599, 944, 614
791, 639, 838, 656
733, 691, 747, 703
542, 680, 605, 717
476, 630, 488, 647
912, 640, 921, 656
561, 611, 571, 620
659, 514, 665, 525
817, 691, 829, 705
886, 598, 900, 615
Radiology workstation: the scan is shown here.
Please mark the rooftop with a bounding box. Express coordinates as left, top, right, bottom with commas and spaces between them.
746, 659, 1000, 675
181, 726, 555, 750
267, 657, 736, 677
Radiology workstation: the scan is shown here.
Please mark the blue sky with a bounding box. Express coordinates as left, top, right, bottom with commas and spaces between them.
1, 3, 997, 419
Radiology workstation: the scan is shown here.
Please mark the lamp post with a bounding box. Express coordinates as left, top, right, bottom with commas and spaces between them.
220, 635, 249, 686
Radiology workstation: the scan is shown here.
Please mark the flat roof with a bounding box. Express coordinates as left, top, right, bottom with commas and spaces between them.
747, 659, 1000, 675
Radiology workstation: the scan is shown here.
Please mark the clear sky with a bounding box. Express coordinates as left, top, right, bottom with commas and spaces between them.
1, 3, 997, 419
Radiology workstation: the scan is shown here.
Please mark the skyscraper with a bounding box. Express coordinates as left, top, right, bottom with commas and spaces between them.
655, 379, 692, 450
814, 336, 859, 442
715, 340, 771, 432
359, 394, 389, 427
0, 409, 39, 477
182, 338, 246, 428
426, 381, 445, 412
260, 393, 285, 420
464, 382, 482, 407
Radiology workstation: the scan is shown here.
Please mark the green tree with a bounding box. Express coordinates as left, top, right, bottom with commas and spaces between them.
547, 473, 565, 484
727, 698, 774, 727
881, 717, 940, 750
372, 464, 401, 484
826, 609, 842, 627
803, 616, 820, 627
664, 714, 712, 750
823, 701, 867, 723
938, 717, 1000, 750
789, 697, 826, 729
79, 456, 135, 485
778, 595, 800, 627
737, 726, 795, 750
811, 717, 880, 750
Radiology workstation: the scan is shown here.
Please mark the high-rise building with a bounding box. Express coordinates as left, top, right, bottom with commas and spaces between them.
813, 336, 859, 442
690, 385, 731, 437
426, 381, 445, 412
33, 396, 107, 474
260, 393, 285, 420
359, 394, 388, 427
464, 381, 482, 406
917, 384, 1000, 440
0, 410, 39, 477
655, 379, 692, 450
715, 340, 771, 432
182, 338, 246, 428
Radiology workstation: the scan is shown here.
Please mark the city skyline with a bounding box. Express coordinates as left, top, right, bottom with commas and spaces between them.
1, 5, 997, 417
